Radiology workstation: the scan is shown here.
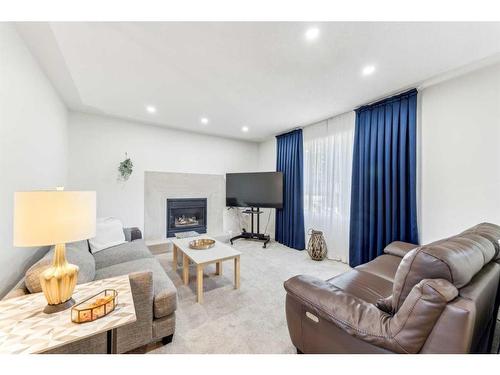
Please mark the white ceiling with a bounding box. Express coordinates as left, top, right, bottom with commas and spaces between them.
16, 22, 500, 141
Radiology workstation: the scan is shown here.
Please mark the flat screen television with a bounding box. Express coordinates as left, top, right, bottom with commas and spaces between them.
226, 172, 283, 208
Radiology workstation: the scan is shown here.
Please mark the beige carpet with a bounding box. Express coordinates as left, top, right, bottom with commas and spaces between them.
138, 239, 350, 354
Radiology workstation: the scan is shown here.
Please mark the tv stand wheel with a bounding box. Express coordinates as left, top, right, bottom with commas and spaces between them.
263, 237, 270, 249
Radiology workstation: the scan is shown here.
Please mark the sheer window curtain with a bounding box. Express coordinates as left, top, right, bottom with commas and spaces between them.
303, 111, 355, 262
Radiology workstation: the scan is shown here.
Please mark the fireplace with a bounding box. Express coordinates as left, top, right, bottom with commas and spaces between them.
166, 198, 207, 238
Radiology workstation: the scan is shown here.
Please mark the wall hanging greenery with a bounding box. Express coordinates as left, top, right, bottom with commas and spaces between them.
118, 152, 134, 181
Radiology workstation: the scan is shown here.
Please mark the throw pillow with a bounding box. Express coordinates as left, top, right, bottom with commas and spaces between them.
25, 240, 96, 294
24, 257, 52, 294
89, 217, 126, 253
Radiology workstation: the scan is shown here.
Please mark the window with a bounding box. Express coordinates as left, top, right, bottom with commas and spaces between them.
303, 112, 355, 262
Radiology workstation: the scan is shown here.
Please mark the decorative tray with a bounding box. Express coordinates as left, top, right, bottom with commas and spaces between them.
189, 238, 215, 250
71, 289, 118, 323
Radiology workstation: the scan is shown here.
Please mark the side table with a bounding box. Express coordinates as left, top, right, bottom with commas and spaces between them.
0, 275, 136, 354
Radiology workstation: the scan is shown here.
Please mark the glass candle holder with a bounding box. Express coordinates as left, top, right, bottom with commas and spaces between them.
71, 289, 118, 324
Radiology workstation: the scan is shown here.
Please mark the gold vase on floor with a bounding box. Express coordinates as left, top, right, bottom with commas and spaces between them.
40, 243, 79, 313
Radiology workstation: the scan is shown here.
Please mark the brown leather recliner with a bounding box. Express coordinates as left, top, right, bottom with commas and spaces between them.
284, 223, 500, 354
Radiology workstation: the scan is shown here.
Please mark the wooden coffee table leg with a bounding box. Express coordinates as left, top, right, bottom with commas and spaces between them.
172, 245, 178, 272
215, 261, 222, 275
234, 256, 240, 289
183, 253, 189, 285
197, 264, 204, 303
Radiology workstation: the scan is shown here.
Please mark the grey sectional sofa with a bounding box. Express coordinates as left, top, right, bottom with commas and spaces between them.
3, 227, 177, 354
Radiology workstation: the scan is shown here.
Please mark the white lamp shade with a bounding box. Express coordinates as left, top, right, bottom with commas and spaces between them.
13, 191, 96, 247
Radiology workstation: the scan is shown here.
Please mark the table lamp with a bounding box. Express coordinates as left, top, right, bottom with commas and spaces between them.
13, 189, 96, 314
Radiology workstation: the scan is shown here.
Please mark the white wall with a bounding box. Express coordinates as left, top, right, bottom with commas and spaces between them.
419, 63, 500, 243
257, 138, 277, 238
67, 112, 260, 232
0, 24, 68, 297
258, 138, 276, 172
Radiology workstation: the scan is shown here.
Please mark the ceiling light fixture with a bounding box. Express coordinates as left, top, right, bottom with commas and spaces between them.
200, 117, 209, 125
305, 27, 320, 41
241, 126, 249, 133
146, 105, 156, 114
362, 65, 376, 76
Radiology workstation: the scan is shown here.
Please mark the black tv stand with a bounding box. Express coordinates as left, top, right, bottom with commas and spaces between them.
230, 207, 270, 248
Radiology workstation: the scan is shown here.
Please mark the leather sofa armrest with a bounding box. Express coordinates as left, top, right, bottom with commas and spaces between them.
383, 241, 418, 258
124, 227, 142, 242
284, 275, 457, 353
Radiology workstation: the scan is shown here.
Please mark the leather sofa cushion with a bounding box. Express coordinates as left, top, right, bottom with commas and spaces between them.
461, 222, 500, 260
383, 241, 418, 258
391, 232, 496, 311
93, 239, 153, 270
355, 254, 401, 282
25, 240, 95, 293
95, 258, 177, 319
327, 269, 393, 305
285, 275, 457, 354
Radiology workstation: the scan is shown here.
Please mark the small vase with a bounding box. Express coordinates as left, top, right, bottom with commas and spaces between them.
307, 229, 327, 261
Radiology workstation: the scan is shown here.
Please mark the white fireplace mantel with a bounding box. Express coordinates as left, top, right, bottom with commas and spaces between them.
144, 171, 243, 242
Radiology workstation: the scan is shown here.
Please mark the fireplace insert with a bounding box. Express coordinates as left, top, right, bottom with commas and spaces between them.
166, 198, 207, 238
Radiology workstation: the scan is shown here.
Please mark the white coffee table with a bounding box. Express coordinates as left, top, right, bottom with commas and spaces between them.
171, 236, 242, 303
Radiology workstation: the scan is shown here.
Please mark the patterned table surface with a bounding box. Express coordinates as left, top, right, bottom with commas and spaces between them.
0, 275, 136, 354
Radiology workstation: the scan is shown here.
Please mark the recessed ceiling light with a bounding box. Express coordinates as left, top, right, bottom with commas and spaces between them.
241, 126, 249, 133
146, 105, 156, 113
362, 65, 376, 76
200, 117, 209, 125
305, 27, 320, 41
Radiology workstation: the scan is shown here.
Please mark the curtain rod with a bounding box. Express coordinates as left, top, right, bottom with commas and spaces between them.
272, 87, 416, 139
274, 110, 352, 139
354, 87, 418, 111
274, 127, 303, 138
